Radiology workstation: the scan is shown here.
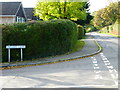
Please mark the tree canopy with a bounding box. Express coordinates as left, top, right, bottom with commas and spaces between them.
35, 1, 88, 21
93, 1, 119, 29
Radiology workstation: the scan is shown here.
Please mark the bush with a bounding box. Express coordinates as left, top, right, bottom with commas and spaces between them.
100, 26, 109, 33
99, 21, 119, 35
2, 19, 78, 62
85, 25, 97, 33
77, 25, 85, 39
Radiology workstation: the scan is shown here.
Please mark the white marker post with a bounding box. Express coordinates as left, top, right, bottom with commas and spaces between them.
21, 48, 23, 61
8, 48, 10, 63
6, 45, 26, 63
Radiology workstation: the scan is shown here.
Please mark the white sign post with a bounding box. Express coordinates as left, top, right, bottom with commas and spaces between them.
6, 45, 26, 63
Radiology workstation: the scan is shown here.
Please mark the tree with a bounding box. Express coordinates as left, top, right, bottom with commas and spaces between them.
72, 2, 93, 26
93, 1, 119, 29
35, 1, 88, 21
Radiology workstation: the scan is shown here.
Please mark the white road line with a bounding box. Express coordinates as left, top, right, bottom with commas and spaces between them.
94, 67, 100, 69
104, 60, 109, 63
93, 61, 97, 63
91, 57, 95, 58
100, 53, 103, 55
100, 52, 118, 86
102, 57, 108, 60
91, 57, 103, 80
107, 66, 114, 69
104, 62, 110, 65
94, 64, 98, 66
109, 69, 114, 73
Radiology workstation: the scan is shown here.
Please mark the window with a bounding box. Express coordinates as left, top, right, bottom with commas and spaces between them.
16, 16, 25, 23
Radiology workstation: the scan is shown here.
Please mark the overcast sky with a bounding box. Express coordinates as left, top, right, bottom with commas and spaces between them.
0, 0, 118, 12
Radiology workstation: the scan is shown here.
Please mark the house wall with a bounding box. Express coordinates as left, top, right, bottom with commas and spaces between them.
0, 17, 16, 24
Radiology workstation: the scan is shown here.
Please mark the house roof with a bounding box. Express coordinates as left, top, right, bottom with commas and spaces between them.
24, 8, 39, 20
0, 2, 22, 15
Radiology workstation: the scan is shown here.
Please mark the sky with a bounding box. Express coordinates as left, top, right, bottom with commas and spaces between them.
0, 0, 118, 12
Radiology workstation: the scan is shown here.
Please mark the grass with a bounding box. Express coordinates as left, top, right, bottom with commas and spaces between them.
1, 39, 85, 64
67, 39, 85, 54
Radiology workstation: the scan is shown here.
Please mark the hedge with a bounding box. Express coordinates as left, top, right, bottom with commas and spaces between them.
77, 25, 85, 39
2, 19, 78, 62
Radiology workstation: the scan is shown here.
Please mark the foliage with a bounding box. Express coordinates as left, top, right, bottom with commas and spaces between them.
73, 2, 93, 26
35, 1, 88, 21
99, 21, 120, 35
2, 19, 79, 62
77, 25, 85, 39
85, 24, 97, 32
93, 1, 119, 29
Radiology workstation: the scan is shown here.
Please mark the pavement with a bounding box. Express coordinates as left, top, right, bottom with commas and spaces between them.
0, 33, 101, 69
0, 32, 118, 88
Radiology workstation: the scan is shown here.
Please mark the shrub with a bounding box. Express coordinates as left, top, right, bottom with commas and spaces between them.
85, 25, 97, 33
77, 25, 85, 39
100, 26, 109, 33
2, 19, 78, 62
99, 21, 119, 35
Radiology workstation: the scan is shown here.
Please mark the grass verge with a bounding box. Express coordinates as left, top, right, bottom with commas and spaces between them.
100, 32, 120, 38
67, 39, 85, 54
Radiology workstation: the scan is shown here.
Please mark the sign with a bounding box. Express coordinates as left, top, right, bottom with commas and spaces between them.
6, 45, 26, 63
6, 45, 26, 49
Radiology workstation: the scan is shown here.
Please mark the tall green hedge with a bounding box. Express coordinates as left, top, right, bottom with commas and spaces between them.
77, 25, 85, 39
2, 19, 78, 62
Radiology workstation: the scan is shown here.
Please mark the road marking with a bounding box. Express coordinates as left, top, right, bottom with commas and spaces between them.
94, 67, 100, 69
94, 64, 98, 66
109, 69, 114, 73
102, 58, 108, 60
100, 52, 118, 86
93, 61, 97, 63
104, 60, 109, 63
91, 57, 95, 59
100, 53, 103, 55
107, 66, 113, 69
91, 57, 103, 80
105, 62, 110, 65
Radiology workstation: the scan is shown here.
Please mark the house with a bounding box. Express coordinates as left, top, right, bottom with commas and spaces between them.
24, 8, 40, 21
0, 2, 27, 24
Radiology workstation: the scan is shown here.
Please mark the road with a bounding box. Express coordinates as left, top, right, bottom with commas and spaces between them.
0, 32, 119, 89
